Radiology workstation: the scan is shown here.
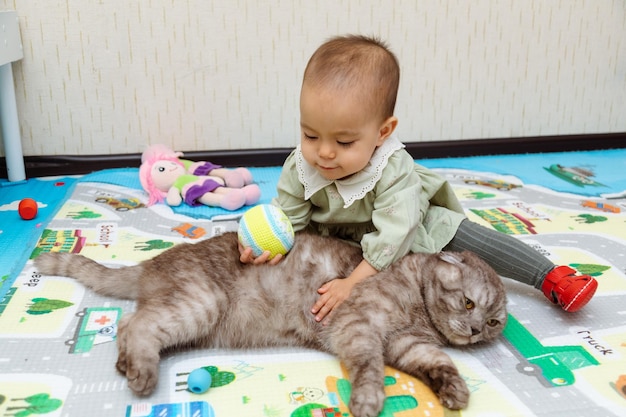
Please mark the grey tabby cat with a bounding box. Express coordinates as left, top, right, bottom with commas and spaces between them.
35, 231, 507, 417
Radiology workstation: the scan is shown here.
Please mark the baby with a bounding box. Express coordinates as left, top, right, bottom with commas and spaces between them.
241, 35, 597, 323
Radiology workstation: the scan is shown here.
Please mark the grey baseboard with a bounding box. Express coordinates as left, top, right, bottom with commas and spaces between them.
2, 132, 625, 179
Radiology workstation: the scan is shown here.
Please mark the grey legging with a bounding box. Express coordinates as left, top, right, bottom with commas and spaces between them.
443, 219, 555, 289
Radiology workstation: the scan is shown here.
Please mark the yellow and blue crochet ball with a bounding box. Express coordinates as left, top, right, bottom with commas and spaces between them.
238, 204, 295, 259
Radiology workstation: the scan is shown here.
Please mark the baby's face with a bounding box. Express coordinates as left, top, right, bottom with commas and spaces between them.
299, 83, 387, 181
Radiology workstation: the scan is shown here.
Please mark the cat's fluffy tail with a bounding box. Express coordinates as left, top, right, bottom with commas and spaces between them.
35, 253, 140, 299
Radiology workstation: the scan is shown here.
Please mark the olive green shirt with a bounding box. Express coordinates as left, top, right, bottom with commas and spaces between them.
273, 142, 466, 271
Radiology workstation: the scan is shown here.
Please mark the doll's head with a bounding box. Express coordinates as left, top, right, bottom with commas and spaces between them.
139, 145, 186, 206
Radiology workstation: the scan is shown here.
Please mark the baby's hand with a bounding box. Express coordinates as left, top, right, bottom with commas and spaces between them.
312, 278, 355, 325
238, 243, 283, 265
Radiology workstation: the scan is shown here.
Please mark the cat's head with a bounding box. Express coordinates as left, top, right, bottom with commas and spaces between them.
425, 251, 507, 346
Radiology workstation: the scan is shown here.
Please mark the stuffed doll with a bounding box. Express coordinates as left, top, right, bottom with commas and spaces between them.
139, 144, 261, 211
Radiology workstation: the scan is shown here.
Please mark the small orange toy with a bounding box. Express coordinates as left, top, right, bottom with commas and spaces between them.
18, 198, 38, 220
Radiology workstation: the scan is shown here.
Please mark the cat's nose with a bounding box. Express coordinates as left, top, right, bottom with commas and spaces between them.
471, 327, 481, 336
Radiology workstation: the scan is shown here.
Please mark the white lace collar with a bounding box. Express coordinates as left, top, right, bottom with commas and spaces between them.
295, 135, 405, 208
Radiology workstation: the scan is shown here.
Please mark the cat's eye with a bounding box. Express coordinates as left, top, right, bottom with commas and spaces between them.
487, 319, 500, 327
465, 298, 475, 310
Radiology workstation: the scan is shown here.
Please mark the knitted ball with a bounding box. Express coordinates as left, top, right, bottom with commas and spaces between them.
238, 204, 295, 259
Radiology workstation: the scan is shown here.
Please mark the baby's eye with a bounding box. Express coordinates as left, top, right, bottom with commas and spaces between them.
465, 298, 475, 310
487, 319, 500, 327
337, 141, 354, 148
303, 133, 318, 140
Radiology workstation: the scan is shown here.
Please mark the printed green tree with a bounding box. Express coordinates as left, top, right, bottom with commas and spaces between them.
574, 214, 607, 224
177, 365, 236, 392
569, 263, 611, 277
464, 191, 496, 200
27, 298, 74, 315
134, 239, 174, 251
202, 366, 236, 387
5, 393, 62, 416
66, 210, 101, 219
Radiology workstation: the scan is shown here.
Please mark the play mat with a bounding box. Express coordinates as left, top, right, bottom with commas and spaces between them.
1, 148, 626, 417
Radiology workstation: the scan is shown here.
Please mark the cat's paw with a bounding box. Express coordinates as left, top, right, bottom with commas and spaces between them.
349, 385, 386, 417
115, 352, 128, 374
432, 366, 469, 409
122, 357, 160, 396
115, 314, 131, 374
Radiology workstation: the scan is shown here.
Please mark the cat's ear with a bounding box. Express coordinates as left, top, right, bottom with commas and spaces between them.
434, 252, 463, 290
438, 252, 464, 266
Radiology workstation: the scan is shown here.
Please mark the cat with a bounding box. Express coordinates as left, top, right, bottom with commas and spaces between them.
35, 231, 507, 417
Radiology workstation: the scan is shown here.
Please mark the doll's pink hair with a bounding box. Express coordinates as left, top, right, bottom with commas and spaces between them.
139, 144, 185, 206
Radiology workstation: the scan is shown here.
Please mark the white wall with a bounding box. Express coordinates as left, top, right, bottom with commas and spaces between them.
2, 0, 625, 156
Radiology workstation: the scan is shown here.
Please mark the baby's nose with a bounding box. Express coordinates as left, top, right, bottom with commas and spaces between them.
318, 143, 335, 159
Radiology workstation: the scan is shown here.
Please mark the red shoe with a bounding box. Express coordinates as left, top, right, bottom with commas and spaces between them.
541, 266, 598, 312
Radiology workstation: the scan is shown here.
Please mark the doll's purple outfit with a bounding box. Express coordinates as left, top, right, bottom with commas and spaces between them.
176, 161, 224, 206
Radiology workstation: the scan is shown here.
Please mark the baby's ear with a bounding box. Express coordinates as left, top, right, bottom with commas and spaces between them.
377, 116, 398, 144
434, 252, 463, 290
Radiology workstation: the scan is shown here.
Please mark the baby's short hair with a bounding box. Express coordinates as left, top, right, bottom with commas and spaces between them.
303, 35, 400, 121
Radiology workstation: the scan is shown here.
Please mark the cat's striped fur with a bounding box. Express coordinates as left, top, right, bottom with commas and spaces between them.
35, 231, 507, 417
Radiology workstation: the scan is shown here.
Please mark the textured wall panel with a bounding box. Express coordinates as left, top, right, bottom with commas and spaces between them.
1, 0, 624, 156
